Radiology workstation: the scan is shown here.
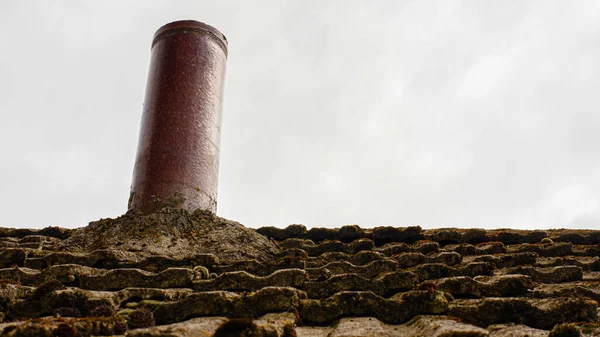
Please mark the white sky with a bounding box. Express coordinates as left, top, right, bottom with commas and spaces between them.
1, 1, 599, 229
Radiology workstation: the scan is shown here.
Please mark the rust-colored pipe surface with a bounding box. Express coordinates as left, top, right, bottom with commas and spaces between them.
129, 20, 228, 214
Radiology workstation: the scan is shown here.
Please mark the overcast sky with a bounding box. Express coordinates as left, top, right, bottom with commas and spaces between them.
1, 1, 599, 230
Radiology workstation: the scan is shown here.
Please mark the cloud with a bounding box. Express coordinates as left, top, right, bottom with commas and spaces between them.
0, 1, 599, 230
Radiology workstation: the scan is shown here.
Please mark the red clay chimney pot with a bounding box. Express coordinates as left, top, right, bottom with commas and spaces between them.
129, 20, 227, 214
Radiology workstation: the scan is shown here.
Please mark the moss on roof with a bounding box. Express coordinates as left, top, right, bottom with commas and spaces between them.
1, 211, 600, 336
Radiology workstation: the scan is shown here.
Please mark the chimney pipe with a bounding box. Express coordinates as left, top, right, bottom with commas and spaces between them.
129, 20, 228, 214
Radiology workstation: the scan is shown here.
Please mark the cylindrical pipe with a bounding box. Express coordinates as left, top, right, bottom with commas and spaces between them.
129, 20, 228, 214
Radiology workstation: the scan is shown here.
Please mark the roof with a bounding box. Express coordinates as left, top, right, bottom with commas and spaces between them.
1, 212, 600, 336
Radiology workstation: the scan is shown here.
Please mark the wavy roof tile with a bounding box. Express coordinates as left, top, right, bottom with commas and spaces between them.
1, 212, 599, 336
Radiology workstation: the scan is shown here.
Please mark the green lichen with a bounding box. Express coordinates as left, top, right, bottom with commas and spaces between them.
149, 193, 186, 210
166, 193, 186, 208
193, 266, 210, 279
541, 237, 555, 245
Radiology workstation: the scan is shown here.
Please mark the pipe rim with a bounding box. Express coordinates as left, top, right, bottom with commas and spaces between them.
152, 20, 228, 55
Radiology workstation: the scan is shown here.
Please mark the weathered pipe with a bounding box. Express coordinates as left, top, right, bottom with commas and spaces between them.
129, 20, 228, 214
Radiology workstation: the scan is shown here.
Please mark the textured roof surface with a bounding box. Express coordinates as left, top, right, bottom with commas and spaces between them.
1, 216, 600, 336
